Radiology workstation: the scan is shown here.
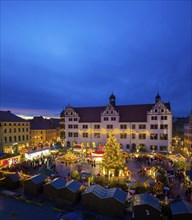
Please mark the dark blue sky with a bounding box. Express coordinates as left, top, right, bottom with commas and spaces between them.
1, 1, 191, 117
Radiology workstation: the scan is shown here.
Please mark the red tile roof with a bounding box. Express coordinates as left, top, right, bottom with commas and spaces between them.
73, 104, 157, 122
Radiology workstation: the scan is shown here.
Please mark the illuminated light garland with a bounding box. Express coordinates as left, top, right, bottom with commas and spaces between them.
78, 128, 151, 135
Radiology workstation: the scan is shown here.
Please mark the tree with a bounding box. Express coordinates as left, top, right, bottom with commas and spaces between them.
102, 132, 125, 176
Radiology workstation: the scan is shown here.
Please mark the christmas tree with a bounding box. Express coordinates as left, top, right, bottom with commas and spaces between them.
102, 132, 125, 176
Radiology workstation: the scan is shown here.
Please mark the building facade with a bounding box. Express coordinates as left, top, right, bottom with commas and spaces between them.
60, 94, 172, 153
29, 116, 60, 149
0, 111, 30, 153
184, 112, 192, 153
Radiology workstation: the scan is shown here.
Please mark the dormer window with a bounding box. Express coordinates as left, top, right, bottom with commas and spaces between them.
155, 109, 157, 113
161, 109, 164, 112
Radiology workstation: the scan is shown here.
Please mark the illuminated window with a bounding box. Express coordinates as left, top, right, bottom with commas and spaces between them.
120, 133, 127, 139
94, 133, 100, 138
139, 134, 146, 139
150, 145, 157, 150
150, 133, 158, 140
132, 133, 136, 139
160, 134, 168, 140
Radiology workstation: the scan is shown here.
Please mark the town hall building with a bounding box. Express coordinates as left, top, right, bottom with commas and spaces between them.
60, 94, 172, 153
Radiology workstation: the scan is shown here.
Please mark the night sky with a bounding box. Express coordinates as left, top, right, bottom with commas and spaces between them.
1, 1, 191, 117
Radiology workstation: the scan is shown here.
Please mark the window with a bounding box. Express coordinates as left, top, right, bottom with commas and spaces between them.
155, 109, 158, 113
160, 124, 168, 129
150, 145, 158, 150
9, 128, 12, 133
14, 136, 17, 142
9, 123, 12, 126
94, 124, 100, 129
150, 124, 158, 129
74, 124, 78, 129
132, 133, 136, 139
26, 135, 28, 140
74, 132, 78, 137
94, 133, 100, 138
120, 124, 127, 129
139, 124, 146, 129
132, 124, 136, 129
74, 118, 78, 121
139, 134, 146, 139
18, 128, 20, 132
4, 123, 6, 126
151, 116, 157, 120
82, 125, 88, 129
22, 123, 24, 126
111, 111, 113, 114
111, 117, 116, 121
161, 109, 164, 112
83, 133, 88, 138
107, 124, 113, 129
13, 128, 16, 132
69, 118, 73, 121
4, 137, 7, 143
120, 133, 127, 139
9, 136, 12, 142
26, 128, 28, 132
22, 128, 25, 132
4, 129, 7, 133
160, 146, 167, 151
160, 134, 168, 140
150, 133, 158, 140
14, 123, 16, 126
68, 132, 73, 137
161, 116, 167, 120
126, 144, 130, 149
104, 117, 108, 121
23, 135, 25, 141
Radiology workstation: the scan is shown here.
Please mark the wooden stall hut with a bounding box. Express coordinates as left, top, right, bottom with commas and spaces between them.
43, 178, 66, 201
58, 180, 82, 205
24, 174, 46, 195
82, 185, 127, 218
4, 173, 21, 189
170, 200, 192, 220
133, 193, 161, 220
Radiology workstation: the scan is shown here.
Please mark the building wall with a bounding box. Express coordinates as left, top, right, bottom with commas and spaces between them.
184, 113, 192, 152
61, 99, 172, 153
30, 129, 57, 147
0, 121, 30, 153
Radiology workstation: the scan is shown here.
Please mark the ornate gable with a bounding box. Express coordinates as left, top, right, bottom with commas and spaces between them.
64, 105, 79, 117
101, 104, 119, 116
148, 100, 171, 115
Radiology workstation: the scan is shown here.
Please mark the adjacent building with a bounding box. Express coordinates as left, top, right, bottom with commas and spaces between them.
184, 112, 192, 153
60, 93, 172, 153
29, 116, 60, 149
0, 111, 30, 153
